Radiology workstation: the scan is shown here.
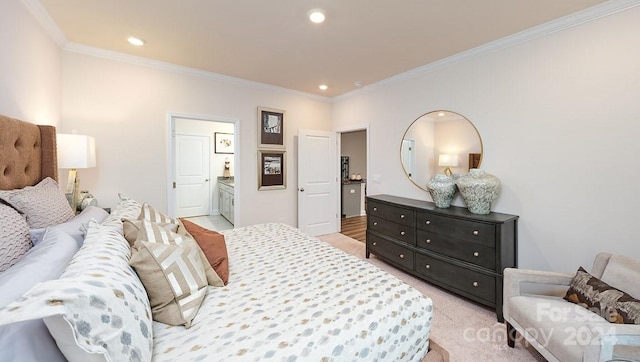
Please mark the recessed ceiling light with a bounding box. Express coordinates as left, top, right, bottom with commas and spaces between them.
308, 9, 326, 24
319, 84, 328, 90
127, 37, 145, 46
438, 112, 445, 117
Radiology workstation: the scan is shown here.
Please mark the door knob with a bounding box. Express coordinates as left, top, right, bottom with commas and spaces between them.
205, 179, 209, 182
299, 188, 305, 192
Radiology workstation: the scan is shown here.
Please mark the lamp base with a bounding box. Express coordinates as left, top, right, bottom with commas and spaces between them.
65, 169, 80, 212
443, 167, 453, 177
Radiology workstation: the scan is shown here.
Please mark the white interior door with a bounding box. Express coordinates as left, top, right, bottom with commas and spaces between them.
176, 134, 210, 217
298, 129, 338, 236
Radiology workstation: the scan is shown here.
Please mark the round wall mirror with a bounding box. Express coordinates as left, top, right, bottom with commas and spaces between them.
400, 110, 483, 191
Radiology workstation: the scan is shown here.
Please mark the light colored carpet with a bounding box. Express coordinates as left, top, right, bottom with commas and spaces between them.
318, 232, 546, 362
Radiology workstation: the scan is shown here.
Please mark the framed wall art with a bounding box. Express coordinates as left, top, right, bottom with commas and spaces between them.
258, 107, 285, 149
215, 132, 234, 154
258, 150, 286, 190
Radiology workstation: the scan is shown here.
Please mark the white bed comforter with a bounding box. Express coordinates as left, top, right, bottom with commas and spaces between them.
151, 223, 433, 361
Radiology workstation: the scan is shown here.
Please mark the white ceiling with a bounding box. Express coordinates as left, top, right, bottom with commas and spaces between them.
38, 0, 608, 97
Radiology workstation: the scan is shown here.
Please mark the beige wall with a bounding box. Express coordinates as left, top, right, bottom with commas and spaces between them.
0, 1, 60, 126
333, 6, 640, 272
59, 52, 331, 227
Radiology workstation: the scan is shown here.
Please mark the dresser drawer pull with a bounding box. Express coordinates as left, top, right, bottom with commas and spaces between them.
473, 281, 479, 287
373, 207, 378, 211
472, 230, 479, 236
473, 251, 479, 257
400, 231, 405, 236
400, 214, 405, 219
373, 222, 378, 226
425, 264, 431, 270
426, 239, 431, 244
372, 242, 377, 246
425, 220, 431, 225
399, 254, 405, 259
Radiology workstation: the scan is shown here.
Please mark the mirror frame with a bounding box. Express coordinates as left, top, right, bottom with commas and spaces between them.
400, 110, 483, 191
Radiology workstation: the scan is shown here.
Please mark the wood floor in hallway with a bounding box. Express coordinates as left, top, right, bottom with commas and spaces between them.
340, 215, 366, 243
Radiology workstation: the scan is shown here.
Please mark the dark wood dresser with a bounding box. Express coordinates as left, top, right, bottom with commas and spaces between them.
366, 194, 518, 321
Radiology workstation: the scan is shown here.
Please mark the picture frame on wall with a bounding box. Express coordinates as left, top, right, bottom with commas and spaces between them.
214, 132, 234, 154
258, 150, 286, 190
258, 107, 285, 149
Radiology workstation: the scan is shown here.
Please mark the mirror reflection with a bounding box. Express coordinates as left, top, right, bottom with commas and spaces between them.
401, 110, 483, 191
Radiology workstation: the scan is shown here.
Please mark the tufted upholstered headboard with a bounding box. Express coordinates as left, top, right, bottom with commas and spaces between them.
0, 114, 58, 190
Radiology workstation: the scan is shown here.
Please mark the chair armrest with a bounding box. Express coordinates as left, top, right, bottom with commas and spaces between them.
583, 323, 640, 362
504, 268, 574, 297
503, 268, 575, 320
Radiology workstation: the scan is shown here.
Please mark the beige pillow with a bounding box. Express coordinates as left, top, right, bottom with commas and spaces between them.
134, 219, 223, 287
0, 178, 74, 228
139, 203, 179, 224
122, 218, 178, 247
130, 240, 207, 327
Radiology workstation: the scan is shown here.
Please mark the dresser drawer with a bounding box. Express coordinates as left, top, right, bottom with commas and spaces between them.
416, 230, 495, 269
368, 201, 414, 227
415, 252, 496, 303
416, 212, 495, 246
367, 232, 414, 270
368, 215, 415, 245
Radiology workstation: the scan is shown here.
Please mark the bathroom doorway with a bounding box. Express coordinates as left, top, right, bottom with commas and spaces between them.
338, 126, 368, 242
167, 114, 239, 231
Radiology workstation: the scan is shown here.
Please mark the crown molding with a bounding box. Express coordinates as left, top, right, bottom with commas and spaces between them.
333, 0, 640, 102
63, 43, 331, 102
21, 0, 68, 46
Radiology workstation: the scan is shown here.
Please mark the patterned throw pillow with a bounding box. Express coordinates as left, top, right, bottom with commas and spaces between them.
139, 202, 179, 224
134, 219, 224, 287
101, 196, 143, 230
0, 220, 154, 362
0, 204, 31, 272
180, 218, 230, 285
122, 219, 179, 247
564, 266, 640, 324
0, 177, 74, 228
130, 240, 208, 327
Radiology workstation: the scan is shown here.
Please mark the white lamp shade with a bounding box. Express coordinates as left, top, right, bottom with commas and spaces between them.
438, 154, 459, 167
57, 134, 96, 169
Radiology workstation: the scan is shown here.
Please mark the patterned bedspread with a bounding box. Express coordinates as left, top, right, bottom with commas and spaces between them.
151, 223, 433, 361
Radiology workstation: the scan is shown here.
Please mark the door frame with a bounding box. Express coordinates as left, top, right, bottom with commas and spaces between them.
335, 124, 370, 232
167, 113, 240, 222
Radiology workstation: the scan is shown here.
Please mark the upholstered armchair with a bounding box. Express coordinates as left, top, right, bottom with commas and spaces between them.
503, 252, 640, 362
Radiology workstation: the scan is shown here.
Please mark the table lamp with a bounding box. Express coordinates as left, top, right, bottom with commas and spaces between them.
438, 154, 458, 177
57, 133, 96, 211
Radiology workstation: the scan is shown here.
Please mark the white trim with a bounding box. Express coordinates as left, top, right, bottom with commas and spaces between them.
21, 0, 68, 46
333, 0, 640, 102
167, 113, 241, 226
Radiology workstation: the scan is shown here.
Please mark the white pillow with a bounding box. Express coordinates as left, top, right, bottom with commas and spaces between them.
0, 221, 153, 362
29, 206, 109, 247
0, 228, 79, 306
0, 177, 74, 228
0, 228, 79, 362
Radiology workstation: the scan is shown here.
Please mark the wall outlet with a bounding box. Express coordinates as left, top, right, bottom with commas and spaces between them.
371, 174, 382, 183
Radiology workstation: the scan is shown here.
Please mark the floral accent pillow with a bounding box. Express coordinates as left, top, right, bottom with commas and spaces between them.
564, 266, 640, 324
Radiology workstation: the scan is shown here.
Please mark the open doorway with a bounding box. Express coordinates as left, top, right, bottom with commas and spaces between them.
338, 127, 368, 242
168, 114, 238, 231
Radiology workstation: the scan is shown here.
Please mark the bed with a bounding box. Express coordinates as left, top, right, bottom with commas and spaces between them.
0, 114, 433, 361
